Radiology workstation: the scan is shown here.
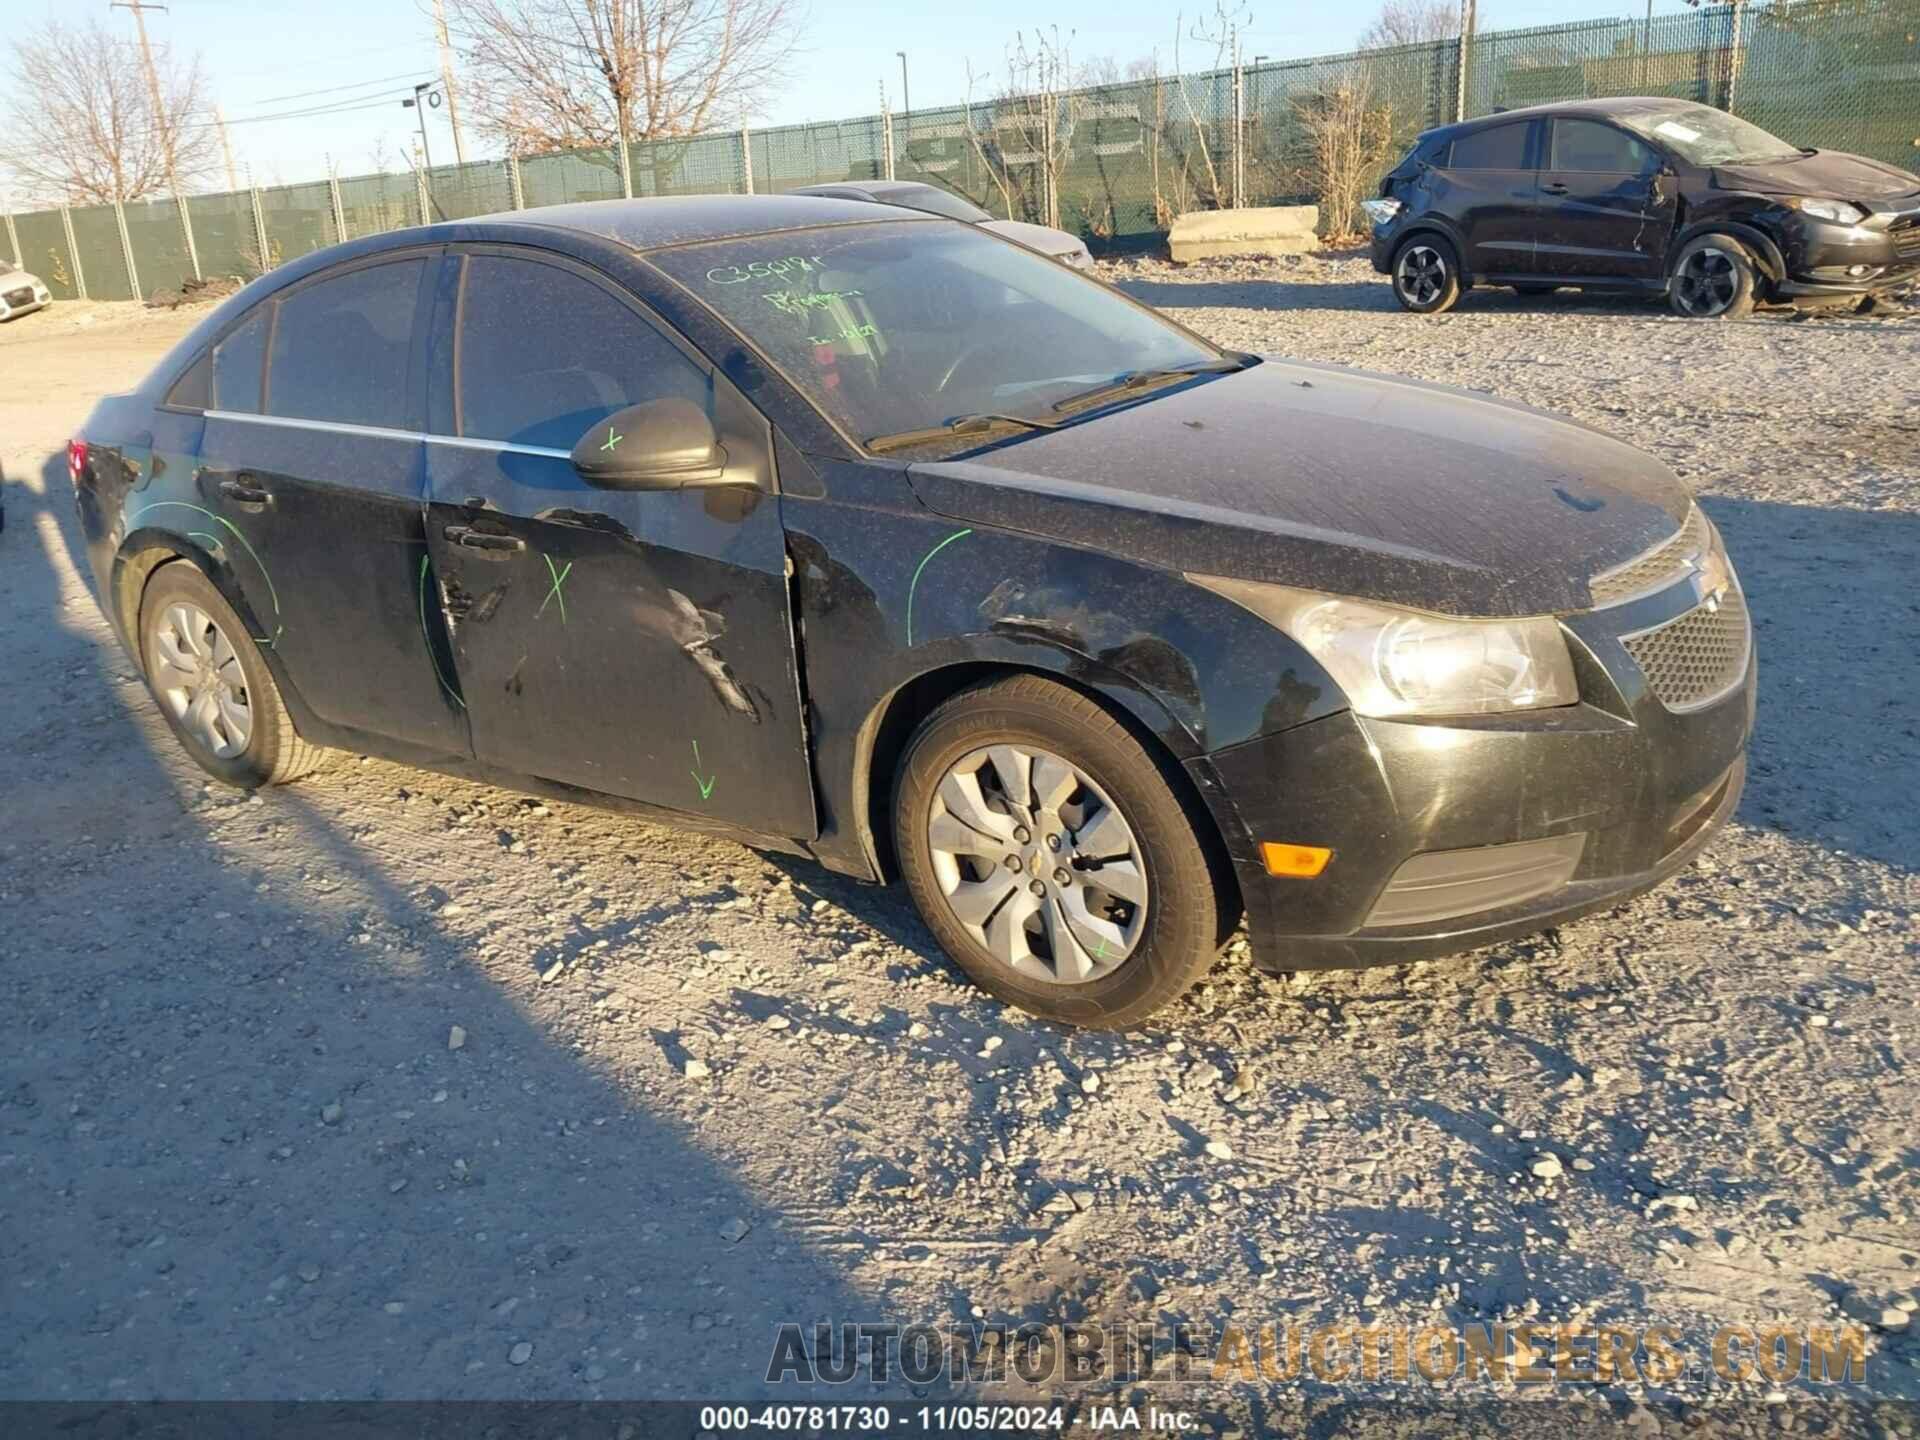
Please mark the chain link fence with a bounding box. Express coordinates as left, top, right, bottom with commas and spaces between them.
4, 0, 1916, 296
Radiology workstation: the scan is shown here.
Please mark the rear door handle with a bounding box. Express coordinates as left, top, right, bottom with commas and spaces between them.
1542, 181, 1569, 194
444, 524, 525, 554
218, 477, 272, 508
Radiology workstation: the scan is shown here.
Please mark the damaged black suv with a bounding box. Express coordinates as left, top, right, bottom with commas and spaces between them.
1369, 97, 1920, 317
74, 194, 1753, 1028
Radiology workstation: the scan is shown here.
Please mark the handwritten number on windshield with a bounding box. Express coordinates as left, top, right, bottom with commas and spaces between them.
705, 256, 830, 286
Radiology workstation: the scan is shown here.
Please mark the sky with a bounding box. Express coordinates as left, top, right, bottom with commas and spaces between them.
3, 0, 1702, 203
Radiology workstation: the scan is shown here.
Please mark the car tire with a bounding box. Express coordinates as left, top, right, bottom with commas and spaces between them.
1391, 235, 1462, 314
139, 561, 328, 788
1669, 234, 1757, 319
893, 674, 1235, 1029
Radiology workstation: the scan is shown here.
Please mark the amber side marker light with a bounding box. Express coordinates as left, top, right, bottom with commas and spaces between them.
1261, 842, 1333, 878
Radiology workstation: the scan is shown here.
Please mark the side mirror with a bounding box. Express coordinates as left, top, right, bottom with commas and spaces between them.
570, 398, 731, 490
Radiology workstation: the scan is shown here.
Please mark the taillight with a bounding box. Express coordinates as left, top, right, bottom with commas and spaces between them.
67, 438, 88, 482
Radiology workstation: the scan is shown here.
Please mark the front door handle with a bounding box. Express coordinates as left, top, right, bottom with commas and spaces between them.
444, 524, 525, 554
218, 477, 272, 508
1541, 181, 1569, 194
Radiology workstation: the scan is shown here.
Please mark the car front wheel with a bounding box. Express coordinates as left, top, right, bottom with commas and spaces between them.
1392, 236, 1462, 314
1669, 234, 1757, 319
139, 561, 328, 788
894, 675, 1234, 1029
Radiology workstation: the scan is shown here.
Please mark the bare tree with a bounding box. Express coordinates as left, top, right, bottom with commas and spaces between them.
1293, 70, 1397, 243
3, 17, 215, 205
441, 0, 801, 156
1358, 0, 1461, 50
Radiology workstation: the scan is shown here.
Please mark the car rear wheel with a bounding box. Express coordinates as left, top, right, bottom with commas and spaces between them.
1669, 235, 1756, 319
139, 562, 328, 788
894, 675, 1234, 1028
1392, 236, 1461, 314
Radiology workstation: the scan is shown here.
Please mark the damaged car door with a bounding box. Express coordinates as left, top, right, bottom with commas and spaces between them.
420, 247, 817, 839
1535, 117, 1676, 281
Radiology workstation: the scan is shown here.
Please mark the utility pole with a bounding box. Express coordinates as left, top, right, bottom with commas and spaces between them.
214, 104, 239, 192
431, 0, 468, 164
111, 0, 179, 196
1455, 0, 1477, 124
897, 51, 910, 129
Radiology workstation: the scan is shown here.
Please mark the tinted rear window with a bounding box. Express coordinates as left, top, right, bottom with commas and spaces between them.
1449, 123, 1531, 169
212, 306, 271, 413
267, 259, 424, 429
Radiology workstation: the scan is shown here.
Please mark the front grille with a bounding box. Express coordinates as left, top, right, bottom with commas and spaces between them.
1621, 586, 1751, 711
1892, 213, 1920, 258
1589, 505, 1710, 607
3, 286, 32, 307
1365, 832, 1587, 928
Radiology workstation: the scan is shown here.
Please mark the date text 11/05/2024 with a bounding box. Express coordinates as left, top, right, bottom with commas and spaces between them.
698, 1406, 1194, 1433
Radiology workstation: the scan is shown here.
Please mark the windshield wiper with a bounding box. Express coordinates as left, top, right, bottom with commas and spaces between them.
865, 411, 1066, 454
1051, 355, 1252, 414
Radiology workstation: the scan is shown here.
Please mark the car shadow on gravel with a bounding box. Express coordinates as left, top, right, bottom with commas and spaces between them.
1703, 496, 1919, 877
2, 461, 893, 1402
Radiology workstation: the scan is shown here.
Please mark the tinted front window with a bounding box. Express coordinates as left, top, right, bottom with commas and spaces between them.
457, 254, 710, 450
651, 220, 1215, 444
212, 305, 271, 413
1550, 119, 1652, 173
267, 259, 423, 428
1449, 123, 1531, 169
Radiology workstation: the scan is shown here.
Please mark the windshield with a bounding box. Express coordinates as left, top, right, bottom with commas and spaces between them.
654, 220, 1218, 447
1618, 105, 1801, 166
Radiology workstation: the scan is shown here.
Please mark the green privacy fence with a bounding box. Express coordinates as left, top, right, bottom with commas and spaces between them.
5, 0, 1916, 297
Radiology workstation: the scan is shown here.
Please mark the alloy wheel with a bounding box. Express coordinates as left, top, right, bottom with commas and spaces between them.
1674, 247, 1738, 316
925, 743, 1148, 985
1396, 245, 1446, 307
149, 601, 253, 759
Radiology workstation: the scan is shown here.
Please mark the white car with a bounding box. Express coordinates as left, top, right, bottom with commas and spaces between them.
792, 180, 1094, 269
0, 260, 52, 321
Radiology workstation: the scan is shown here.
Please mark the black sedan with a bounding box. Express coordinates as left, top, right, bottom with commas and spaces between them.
72, 195, 1754, 1027
1369, 96, 1920, 316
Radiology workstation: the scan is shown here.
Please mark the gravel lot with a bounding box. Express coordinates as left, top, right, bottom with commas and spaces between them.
1, 260, 1915, 1430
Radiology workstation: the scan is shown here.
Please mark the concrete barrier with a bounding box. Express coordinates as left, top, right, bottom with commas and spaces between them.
1168, 205, 1320, 262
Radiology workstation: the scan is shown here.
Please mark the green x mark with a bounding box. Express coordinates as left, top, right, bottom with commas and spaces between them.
600, 425, 623, 453
537, 554, 573, 623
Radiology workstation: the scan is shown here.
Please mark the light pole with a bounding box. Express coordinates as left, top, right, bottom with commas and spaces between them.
403, 81, 440, 171
896, 51, 910, 125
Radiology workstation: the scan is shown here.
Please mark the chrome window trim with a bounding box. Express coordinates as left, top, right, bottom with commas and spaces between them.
204, 408, 571, 460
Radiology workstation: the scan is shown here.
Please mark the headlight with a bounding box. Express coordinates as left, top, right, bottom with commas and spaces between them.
1189, 575, 1579, 718
1785, 196, 1869, 224
1361, 197, 1403, 227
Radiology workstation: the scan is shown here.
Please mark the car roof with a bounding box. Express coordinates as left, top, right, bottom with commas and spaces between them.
1426, 95, 1708, 140
458, 192, 931, 250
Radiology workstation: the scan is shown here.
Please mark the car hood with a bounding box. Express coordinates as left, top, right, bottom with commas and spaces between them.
981, 218, 1089, 260
2, 268, 47, 289
904, 359, 1691, 617
1713, 149, 1920, 203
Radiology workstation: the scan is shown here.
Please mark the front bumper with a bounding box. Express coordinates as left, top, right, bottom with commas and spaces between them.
1193, 580, 1757, 973
0, 290, 51, 322
1776, 208, 1920, 296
